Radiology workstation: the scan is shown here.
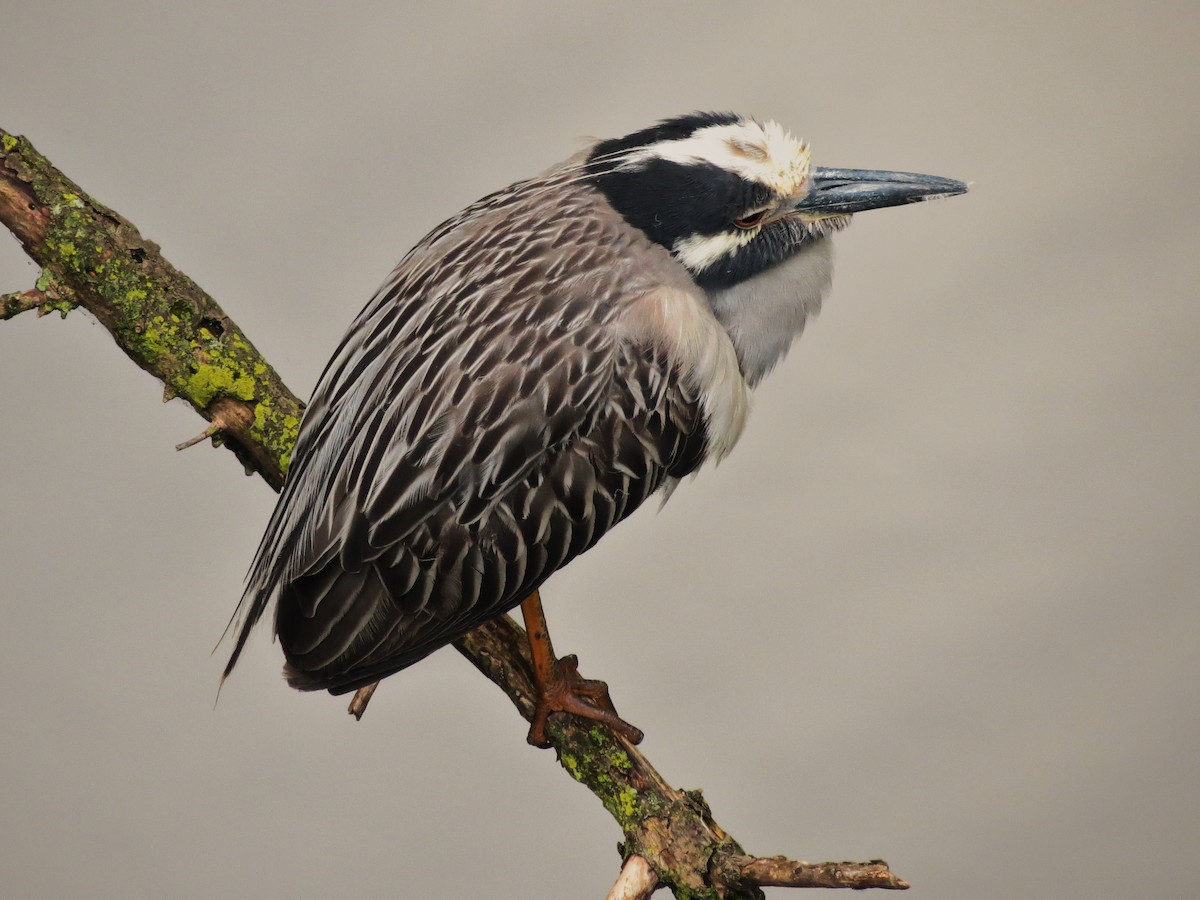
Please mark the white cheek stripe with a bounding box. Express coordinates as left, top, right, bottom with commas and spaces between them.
673, 230, 758, 272
619, 120, 812, 197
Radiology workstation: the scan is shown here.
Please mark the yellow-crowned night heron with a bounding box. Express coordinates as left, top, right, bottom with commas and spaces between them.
223, 112, 966, 746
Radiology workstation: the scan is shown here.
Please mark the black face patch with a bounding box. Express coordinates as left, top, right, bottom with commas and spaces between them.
585, 112, 817, 289
589, 157, 770, 253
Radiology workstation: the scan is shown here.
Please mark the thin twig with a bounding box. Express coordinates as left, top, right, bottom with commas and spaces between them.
2, 287, 46, 320
735, 855, 909, 890
175, 424, 220, 451
347, 682, 379, 720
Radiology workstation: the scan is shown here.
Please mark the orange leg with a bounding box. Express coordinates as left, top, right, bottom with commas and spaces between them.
519, 590, 644, 748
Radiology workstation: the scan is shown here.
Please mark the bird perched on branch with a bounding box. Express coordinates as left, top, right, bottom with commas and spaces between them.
223, 111, 966, 746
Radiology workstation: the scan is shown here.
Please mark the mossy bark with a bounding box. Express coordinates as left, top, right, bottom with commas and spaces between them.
0, 128, 301, 488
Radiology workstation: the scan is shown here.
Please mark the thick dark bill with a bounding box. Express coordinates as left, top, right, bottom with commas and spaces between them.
795, 167, 969, 215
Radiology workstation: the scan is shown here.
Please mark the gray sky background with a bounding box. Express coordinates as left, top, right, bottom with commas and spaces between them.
2, 3, 1197, 898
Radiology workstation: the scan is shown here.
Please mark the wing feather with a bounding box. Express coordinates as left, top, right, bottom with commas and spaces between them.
223, 170, 713, 688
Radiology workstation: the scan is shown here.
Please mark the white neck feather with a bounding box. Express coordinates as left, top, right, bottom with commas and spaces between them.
617, 286, 750, 461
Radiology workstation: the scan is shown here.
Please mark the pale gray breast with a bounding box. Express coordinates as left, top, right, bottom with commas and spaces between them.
704, 236, 835, 387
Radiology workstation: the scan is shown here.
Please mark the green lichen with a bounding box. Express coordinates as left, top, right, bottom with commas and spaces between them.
41, 298, 75, 319
138, 317, 172, 357
250, 395, 302, 475
613, 787, 638, 824
597, 778, 641, 831
22, 270, 78, 318
8, 129, 303, 488
39, 198, 278, 419
551, 724, 647, 832
186, 365, 256, 406
42, 194, 154, 339
560, 753, 581, 779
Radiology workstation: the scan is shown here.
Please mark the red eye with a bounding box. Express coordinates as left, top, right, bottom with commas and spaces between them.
733, 209, 768, 229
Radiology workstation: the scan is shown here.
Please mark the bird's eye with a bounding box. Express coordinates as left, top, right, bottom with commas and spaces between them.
733, 209, 769, 230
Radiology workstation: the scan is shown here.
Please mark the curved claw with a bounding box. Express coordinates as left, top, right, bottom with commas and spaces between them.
526, 655, 644, 748
520, 590, 644, 748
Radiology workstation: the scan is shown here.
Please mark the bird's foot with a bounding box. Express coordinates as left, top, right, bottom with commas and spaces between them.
526, 653, 644, 748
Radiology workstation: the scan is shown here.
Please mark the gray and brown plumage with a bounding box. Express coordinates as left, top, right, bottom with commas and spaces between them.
223, 112, 966, 743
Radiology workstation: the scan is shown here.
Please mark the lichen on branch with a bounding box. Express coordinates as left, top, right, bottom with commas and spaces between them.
1, 128, 302, 487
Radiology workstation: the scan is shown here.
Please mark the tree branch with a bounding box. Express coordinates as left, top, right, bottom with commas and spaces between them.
1, 129, 301, 488
2, 287, 51, 319
734, 856, 909, 890
1, 127, 908, 897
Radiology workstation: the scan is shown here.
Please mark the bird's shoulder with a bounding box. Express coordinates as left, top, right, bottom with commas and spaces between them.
253, 172, 715, 584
